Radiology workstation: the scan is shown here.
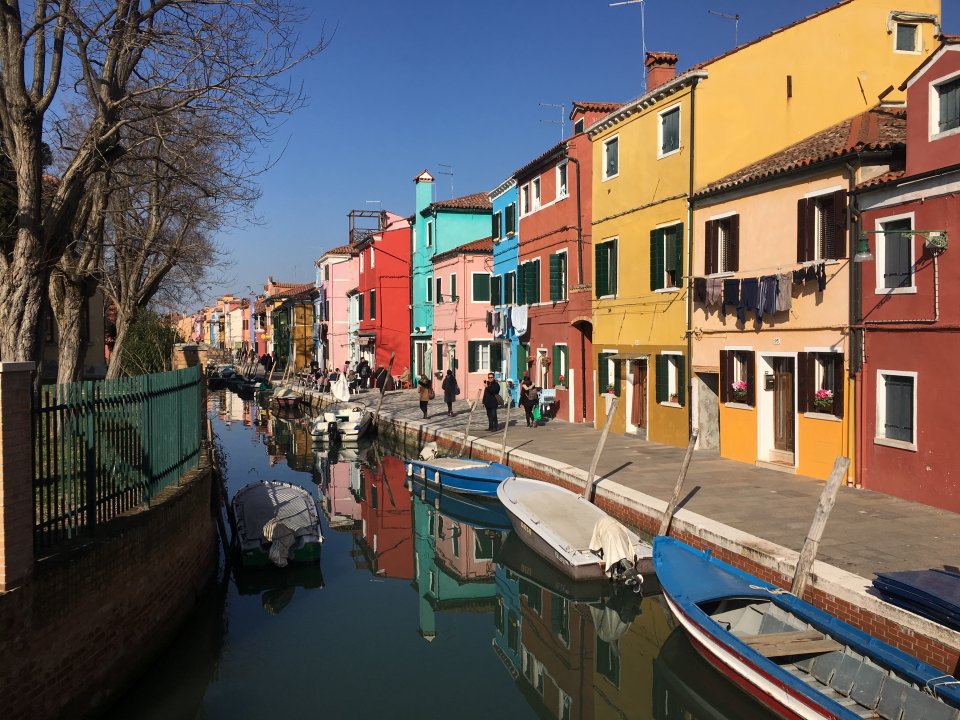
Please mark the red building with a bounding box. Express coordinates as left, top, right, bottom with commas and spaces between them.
357, 455, 414, 579
515, 102, 619, 424
855, 36, 960, 512
355, 211, 412, 378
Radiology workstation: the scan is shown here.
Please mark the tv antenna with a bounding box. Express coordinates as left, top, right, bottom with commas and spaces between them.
708, 9, 740, 46
437, 163, 454, 198
610, 0, 649, 93
539, 102, 566, 141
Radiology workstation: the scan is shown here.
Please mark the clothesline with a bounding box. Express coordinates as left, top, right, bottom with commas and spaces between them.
689, 258, 843, 281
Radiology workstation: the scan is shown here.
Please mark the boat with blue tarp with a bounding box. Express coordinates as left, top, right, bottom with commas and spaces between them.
405, 455, 512, 498
654, 536, 960, 720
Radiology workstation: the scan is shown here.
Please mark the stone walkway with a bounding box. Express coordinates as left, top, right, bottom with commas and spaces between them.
338, 387, 960, 581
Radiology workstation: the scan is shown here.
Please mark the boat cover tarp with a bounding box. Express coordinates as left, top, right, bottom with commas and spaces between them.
589, 516, 635, 571
234, 482, 319, 565
873, 569, 960, 630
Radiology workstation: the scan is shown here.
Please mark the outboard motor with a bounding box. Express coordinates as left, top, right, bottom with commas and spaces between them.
327, 422, 341, 444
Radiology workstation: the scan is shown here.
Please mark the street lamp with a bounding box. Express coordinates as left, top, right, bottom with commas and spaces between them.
853, 229, 949, 263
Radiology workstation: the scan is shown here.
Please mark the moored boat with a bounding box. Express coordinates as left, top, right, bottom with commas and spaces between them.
271, 386, 301, 409
654, 536, 960, 720
407, 472, 512, 529
231, 480, 323, 567
497, 476, 653, 581
405, 456, 512, 498
309, 406, 372, 442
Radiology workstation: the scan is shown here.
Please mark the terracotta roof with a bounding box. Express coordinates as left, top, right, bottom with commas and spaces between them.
514, 139, 567, 181
272, 282, 315, 301
424, 191, 491, 214
318, 243, 359, 261
569, 101, 623, 117
694, 107, 906, 197
856, 169, 906, 191
431, 237, 494, 263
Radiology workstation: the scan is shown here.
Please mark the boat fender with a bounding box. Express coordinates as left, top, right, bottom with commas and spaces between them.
406, 463, 413, 477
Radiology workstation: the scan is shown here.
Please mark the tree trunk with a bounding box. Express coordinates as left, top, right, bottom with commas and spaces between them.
49, 271, 87, 385
106, 309, 133, 379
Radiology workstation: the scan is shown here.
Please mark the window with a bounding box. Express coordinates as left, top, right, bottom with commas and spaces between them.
490, 275, 502, 306
370, 289, 376, 320
435, 277, 442, 304
876, 371, 916, 448
426, 276, 433, 303
521, 184, 530, 214
467, 340, 501, 372
659, 105, 681, 156
650, 224, 683, 291
436, 342, 443, 371
895, 22, 917, 52
492, 211, 502, 240
359, 252, 364, 272
532, 177, 541, 209
720, 349, 755, 406
557, 162, 568, 198
370, 246, 375, 268
549, 252, 567, 301
596, 637, 620, 687
450, 273, 457, 302
517, 260, 540, 305
551, 594, 570, 646
595, 239, 618, 298
474, 532, 494, 560
603, 136, 619, 180
472, 272, 491, 303
552, 344, 568, 386
427, 221, 433, 247
324, 264, 329, 281
598, 351, 621, 396
656, 353, 685, 405
878, 216, 914, 291
936, 76, 960, 135
797, 191, 847, 262
504, 271, 515, 305
574, 118, 584, 134
358, 292, 364, 321
705, 215, 740, 275
505, 203, 517, 234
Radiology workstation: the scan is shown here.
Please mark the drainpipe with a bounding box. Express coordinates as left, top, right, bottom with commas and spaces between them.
565, 151, 588, 420
845, 159, 861, 488
685, 77, 700, 437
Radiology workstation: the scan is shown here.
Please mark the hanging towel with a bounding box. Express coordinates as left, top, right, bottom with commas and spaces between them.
739, 277, 759, 325
721, 279, 740, 319
776, 273, 792, 312
512, 304, 528, 336
793, 269, 805, 286
816, 262, 827, 292
706, 277, 723, 307
693, 277, 707, 304
759, 275, 778, 318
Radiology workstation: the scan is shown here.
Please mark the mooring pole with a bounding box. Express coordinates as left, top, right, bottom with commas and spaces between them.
459, 389, 483, 456
373, 352, 396, 426
498, 397, 511, 464
583, 397, 618, 500
658, 428, 699, 537
791, 455, 850, 598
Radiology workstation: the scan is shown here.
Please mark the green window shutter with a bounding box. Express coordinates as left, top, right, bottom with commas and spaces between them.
650, 229, 665, 291
613, 360, 622, 396
504, 272, 514, 304
492, 212, 501, 240
473, 273, 490, 302
450, 274, 457, 301
677, 355, 686, 406
517, 343, 528, 377
491, 275, 501, 306
358, 294, 364, 321
532, 260, 541, 304
524, 261, 535, 304
610, 240, 618, 295
595, 243, 608, 298
517, 264, 526, 305
549, 254, 561, 301
370, 290, 376, 319
490, 342, 502, 372
552, 345, 560, 385
598, 354, 608, 393
655, 354, 668, 403
670, 224, 683, 286
468, 341, 479, 373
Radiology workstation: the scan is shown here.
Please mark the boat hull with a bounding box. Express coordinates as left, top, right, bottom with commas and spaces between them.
504, 510, 608, 581
405, 459, 511, 498
238, 541, 322, 568
408, 475, 512, 530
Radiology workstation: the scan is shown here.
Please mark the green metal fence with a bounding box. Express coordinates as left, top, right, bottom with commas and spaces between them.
32, 365, 203, 552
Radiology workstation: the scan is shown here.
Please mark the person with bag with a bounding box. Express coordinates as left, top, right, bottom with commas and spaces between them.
418, 374, 434, 419
441, 369, 459, 417
482, 372, 501, 431
519, 374, 540, 427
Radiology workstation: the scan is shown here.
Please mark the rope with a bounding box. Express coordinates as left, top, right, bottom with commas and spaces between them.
748, 584, 789, 595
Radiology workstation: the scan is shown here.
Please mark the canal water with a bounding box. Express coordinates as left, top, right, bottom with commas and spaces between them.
100, 389, 779, 720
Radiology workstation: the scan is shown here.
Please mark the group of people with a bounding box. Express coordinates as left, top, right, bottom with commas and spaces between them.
303, 358, 397, 394
415, 371, 542, 429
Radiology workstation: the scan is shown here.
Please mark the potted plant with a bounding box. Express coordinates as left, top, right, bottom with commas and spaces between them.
814, 388, 834, 411
605, 384, 615, 395
731, 380, 749, 402
558, 373, 566, 388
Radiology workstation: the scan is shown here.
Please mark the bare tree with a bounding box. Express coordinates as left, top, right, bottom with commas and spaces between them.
0, 1, 326, 364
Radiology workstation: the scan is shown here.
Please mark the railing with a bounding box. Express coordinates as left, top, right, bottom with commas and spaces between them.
32, 366, 203, 553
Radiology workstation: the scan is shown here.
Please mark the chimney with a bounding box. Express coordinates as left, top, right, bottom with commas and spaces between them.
413, 169, 435, 217
645, 52, 678, 92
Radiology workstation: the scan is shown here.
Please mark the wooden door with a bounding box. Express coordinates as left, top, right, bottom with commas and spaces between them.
773, 357, 795, 453
631, 360, 647, 430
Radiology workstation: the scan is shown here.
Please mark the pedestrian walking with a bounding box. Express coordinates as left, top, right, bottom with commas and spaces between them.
483, 372, 501, 431
418, 374, 434, 419
520, 374, 539, 427
441, 369, 459, 416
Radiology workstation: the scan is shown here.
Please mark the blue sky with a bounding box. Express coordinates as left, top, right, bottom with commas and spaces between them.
208, 0, 957, 304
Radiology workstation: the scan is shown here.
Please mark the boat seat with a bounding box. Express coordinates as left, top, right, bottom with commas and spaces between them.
830, 653, 864, 696
876, 681, 909, 720
812, 651, 845, 685
900, 692, 960, 720
758, 613, 791, 634
850, 661, 887, 710
740, 630, 843, 658
794, 655, 816, 672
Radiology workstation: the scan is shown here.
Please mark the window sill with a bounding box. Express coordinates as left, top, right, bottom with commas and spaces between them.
596, 294, 617, 301
602, 173, 619, 183
660, 401, 682, 409
707, 271, 736, 279
804, 411, 841, 422
874, 286, 917, 295
931, 126, 960, 142
874, 436, 917, 452
655, 287, 680, 294
657, 147, 682, 160
724, 402, 753, 410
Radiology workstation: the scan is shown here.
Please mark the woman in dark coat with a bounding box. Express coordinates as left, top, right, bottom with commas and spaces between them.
417, 375, 433, 419
441, 369, 458, 416
519, 374, 537, 427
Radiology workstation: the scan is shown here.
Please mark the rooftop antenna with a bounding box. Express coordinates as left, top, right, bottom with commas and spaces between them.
539, 102, 566, 141
437, 163, 454, 198
610, 0, 648, 93
708, 9, 740, 46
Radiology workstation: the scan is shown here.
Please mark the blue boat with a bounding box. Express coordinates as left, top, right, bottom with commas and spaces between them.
407, 473, 512, 530
404, 456, 512, 498
654, 537, 960, 720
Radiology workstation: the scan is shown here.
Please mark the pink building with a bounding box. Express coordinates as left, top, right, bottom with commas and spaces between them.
316, 244, 359, 372
430, 238, 494, 401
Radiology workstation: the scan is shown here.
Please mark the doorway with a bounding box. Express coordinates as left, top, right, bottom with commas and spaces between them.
771, 356, 795, 463
626, 359, 648, 438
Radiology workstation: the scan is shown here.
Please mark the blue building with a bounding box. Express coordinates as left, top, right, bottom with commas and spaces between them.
409, 170, 492, 379
489, 178, 521, 405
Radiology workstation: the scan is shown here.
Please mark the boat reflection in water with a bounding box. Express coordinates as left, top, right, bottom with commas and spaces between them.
232, 563, 325, 616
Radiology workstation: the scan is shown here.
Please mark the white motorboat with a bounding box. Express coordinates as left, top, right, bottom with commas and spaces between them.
310, 405, 372, 442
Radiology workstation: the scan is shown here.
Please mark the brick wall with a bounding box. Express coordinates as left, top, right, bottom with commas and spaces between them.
0, 466, 217, 719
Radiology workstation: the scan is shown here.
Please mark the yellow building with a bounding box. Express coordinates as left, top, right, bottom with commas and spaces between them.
588, 0, 940, 446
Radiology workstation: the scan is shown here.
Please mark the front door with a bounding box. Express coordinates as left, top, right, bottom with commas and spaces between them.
772, 357, 795, 455
631, 360, 647, 432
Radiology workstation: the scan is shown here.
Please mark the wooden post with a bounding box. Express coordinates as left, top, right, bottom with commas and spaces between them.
791, 455, 850, 598
583, 397, 618, 500
458, 389, 483, 456
657, 428, 699, 536
498, 397, 511, 464
373, 352, 396, 426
